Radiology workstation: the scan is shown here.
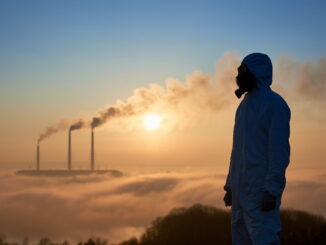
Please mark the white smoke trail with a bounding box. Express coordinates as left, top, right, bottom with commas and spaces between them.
274, 56, 326, 100
38, 120, 70, 143
38, 53, 240, 141
38, 53, 326, 142
69, 120, 84, 131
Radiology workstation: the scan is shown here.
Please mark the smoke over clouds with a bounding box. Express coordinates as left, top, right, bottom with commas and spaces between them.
38, 53, 326, 142
0, 170, 324, 243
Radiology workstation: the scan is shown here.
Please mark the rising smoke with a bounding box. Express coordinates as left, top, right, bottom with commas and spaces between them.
274, 56, 326, 100
38, 120, 84, 143
38, 53, 326, 142
38, 53, 239, 141
38, 120, 70, 143
91, 107, 120, 128
69, 120, 84, 131
89, 71, 229, 129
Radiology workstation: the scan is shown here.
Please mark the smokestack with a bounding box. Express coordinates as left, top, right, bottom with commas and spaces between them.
67, 121, 83, 171
36, 143, 40, 170
68, 130, 71, 170
91, 128, 95, 171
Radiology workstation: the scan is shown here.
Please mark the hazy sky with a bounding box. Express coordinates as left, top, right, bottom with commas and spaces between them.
0, 0, 325, 172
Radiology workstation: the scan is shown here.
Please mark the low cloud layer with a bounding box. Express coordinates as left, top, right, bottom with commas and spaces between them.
0, 170, 325, 243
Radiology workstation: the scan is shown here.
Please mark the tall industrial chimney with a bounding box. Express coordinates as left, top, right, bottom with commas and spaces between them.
68, 130, 72, 170
36, 143, 40, 170
91, 128, 95, 171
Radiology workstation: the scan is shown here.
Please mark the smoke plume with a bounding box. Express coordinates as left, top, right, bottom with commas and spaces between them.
91, 107, 120, 128
38, 53, 326, 142
90, 71, 229, 129
38, 120, 69, 143
274, 56, 326, 100
38, 53, 239, 141
69, 120, 84, 131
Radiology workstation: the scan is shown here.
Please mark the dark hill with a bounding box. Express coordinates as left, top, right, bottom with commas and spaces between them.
117, 204, 326, 245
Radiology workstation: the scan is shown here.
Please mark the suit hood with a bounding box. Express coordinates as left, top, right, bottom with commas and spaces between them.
242, 53, 273, 89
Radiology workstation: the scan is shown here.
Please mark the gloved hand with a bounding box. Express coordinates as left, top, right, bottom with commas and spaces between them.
261, 191, 277, 211
223, 185, 232, 207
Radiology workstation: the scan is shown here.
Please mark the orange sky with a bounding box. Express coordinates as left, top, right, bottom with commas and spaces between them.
0, 54, 325, 175
1, 88, 325, 175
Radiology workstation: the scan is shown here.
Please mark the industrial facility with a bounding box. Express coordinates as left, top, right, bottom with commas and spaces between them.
16, 127, 123, 177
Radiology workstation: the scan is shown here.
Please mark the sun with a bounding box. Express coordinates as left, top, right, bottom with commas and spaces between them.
143, 114, 161, 131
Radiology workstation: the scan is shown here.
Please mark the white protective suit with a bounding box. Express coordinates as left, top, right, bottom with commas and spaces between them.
225, 53, 291, 245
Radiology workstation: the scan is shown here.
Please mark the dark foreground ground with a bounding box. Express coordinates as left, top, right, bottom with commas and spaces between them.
116, 204, 326, 245
1, 204, 325, 245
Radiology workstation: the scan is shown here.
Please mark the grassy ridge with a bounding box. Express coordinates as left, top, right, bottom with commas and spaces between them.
117, 204, 326, 245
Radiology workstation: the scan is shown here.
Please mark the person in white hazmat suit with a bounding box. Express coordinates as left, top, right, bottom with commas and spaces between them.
223, 53, 291, 245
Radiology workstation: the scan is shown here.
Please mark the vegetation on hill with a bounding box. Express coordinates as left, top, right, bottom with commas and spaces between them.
116, 204, 326, 245
1, 204, 325, 245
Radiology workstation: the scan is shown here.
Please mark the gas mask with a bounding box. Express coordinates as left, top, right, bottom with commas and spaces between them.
235, 63, 256, 99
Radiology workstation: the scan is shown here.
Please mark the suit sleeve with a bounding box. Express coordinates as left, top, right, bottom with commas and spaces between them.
224, 171, 231, 191
263, 99, 291, 197
224, 141, 233, 191
224, 107, 240, 192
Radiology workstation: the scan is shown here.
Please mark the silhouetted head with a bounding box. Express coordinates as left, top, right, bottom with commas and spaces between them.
235, 53, 273, 99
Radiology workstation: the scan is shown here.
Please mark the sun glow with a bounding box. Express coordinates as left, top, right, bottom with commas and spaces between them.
143, 114, 162, 131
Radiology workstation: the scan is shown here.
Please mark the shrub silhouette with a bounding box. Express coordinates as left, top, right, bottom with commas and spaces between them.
281, 209, 326, 245
118, 204, 326, 245
117, 238, 138, 245
78, 238, 107, 245
139, 204, 231, 245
